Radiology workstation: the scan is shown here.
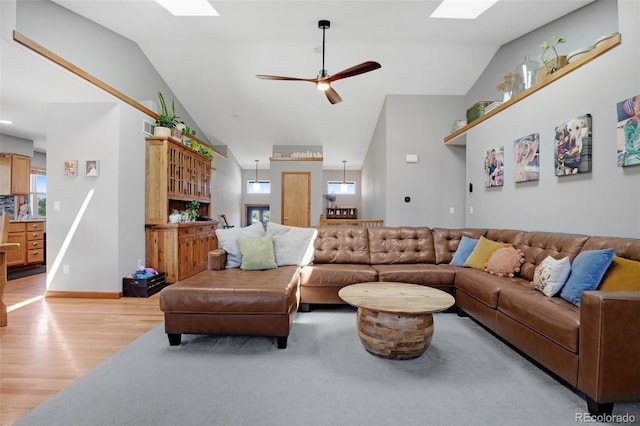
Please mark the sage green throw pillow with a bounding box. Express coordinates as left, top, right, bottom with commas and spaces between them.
238, 234, 278, 271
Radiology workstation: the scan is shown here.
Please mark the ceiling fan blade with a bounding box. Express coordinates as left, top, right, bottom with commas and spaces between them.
256, 74, 317, 83
325, 86, 342, 104
329, 61, 381, 82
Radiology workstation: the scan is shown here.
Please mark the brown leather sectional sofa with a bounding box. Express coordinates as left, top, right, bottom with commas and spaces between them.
160, 225, 640, 416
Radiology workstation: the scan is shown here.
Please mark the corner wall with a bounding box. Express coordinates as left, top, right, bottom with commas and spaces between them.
362, 95, 467, 228
46, 102, 145, 292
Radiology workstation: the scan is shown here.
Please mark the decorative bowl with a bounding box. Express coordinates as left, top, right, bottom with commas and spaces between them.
567, 46, 593, 63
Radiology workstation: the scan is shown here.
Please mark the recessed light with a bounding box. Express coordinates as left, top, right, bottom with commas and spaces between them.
430, 0, 499, 19
155, 0, 219, 17
0, 120, 13, 125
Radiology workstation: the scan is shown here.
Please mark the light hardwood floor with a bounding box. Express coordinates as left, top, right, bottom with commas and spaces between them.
0, 273, 163, 425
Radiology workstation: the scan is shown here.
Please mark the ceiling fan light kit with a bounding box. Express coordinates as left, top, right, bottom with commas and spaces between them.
256, 20, 381, 104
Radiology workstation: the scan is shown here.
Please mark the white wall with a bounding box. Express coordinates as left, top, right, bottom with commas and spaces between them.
46, 102, 145, 292
361, 102, 388, 222
211, 150, 243, 227
464, 0, 640, 238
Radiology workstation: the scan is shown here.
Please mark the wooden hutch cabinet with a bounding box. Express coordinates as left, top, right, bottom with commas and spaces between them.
144, 137, 218, 283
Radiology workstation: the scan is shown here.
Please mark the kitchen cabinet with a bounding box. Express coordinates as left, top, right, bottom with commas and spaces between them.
0, 154, 31, 195
7, 221, 44, 267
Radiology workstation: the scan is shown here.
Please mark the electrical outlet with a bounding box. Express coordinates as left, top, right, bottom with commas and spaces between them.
54, 201, 61, 211
63, 264, 69, 275
449, 207, 455, 214
469, 206, 474, 215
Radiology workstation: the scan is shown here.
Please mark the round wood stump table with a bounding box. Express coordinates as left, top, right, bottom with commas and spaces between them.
338, 282, 455, 360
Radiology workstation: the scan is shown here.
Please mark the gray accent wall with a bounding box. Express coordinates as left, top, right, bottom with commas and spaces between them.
464, 0, 640, 238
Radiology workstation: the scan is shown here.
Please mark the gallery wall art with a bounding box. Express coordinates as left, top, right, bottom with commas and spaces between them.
64, 160, 77, 176
616, 94, 640, 167
484, 146, 504, 187
554, 113, 592, 176
513, 133, 539, 183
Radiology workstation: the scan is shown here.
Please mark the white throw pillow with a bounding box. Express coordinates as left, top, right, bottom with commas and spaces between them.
266, 222, 318, 266
531, 255, 571, 297
215, 222, 266, 268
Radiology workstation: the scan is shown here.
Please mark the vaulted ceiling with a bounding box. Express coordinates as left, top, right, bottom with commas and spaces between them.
1, 0, 593, 169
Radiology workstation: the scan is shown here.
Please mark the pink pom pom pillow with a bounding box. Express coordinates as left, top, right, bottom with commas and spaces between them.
485, 246, 525, 278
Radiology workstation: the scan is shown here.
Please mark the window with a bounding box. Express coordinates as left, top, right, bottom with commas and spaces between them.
30, 169, 46, 218
247, 180, 271, 194
327, 181, 356, 195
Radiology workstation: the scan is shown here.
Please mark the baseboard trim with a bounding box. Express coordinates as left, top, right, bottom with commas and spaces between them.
45, 291, 123, 299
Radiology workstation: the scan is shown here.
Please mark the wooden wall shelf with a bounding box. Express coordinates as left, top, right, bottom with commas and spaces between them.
444, 33, 622, 146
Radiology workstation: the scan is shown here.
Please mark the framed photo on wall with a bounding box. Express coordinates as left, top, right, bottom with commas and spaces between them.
513, 133, 539, 183
616, 94, 640, 167
554, 114, 592, 176
64, 160, 77, 176
85, 160, 99, 177
484, 146, 504, 187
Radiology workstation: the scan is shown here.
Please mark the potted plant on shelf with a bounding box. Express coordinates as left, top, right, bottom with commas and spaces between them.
185, 200, 201, 222
537, 35, 568, 81
153, 92, 180, 138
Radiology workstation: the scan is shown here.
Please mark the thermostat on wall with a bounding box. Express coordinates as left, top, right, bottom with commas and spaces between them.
405, 154, 418, 163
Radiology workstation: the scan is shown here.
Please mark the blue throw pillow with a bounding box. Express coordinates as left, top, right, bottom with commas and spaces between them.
449, 236, 479, 266
560, 248, 615, 306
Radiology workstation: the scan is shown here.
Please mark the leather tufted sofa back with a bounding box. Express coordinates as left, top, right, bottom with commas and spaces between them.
582, 235, 640, 261
515, 232, 589, 281
368, 227, 436, 264
431, 228, 488, 264
313, 226, 371, 264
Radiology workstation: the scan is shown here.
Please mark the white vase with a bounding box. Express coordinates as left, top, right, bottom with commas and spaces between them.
154, 126, 171, 137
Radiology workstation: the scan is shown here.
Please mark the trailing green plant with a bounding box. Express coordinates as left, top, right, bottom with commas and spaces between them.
155, 91, 180, 128
185, 200, 201, 221
538, 35, 566, 75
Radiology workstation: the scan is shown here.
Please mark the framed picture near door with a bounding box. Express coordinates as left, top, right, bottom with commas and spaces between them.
245, 204, 270, 228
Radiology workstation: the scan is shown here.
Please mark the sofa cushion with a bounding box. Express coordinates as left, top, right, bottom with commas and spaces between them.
560, 248, 615, 306
432, 228, 488, 264
215, 222, 266, 268
300, 264, 378, 287
463, 236, 512, 270
498, 284, 580, 353
313, 226, 371, 264
455, 268, 521, 309
368, 227, 436, 264
266, 222, 317, 266
599, 256, 640, 291
159, 266, 300, 314
373, 264, 456, 287
531, 255, 571, 297
449, 236, 478, 266
238, 235, 278, 271
514, 231, 589, 282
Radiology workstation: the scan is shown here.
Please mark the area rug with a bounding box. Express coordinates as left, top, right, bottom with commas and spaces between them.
16, 306, 640, 426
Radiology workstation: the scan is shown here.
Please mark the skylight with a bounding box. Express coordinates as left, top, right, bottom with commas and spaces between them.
155, 0, 219, 17
430, 0, 498, 19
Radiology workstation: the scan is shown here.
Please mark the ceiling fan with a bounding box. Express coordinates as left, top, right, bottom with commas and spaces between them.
256, 20, 381, 105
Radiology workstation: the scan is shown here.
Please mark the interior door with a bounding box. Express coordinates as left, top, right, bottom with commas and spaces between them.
281, 172, 311, 227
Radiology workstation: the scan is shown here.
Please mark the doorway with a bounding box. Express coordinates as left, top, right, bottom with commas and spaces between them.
245, 204, 270, 228
281, 171, 311, 227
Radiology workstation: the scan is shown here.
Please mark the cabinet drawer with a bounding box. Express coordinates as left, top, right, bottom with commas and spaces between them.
27, 231, 44, 241
27, 248, 44, 264
27, 222, 45, 232
28, 239, 44, 249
